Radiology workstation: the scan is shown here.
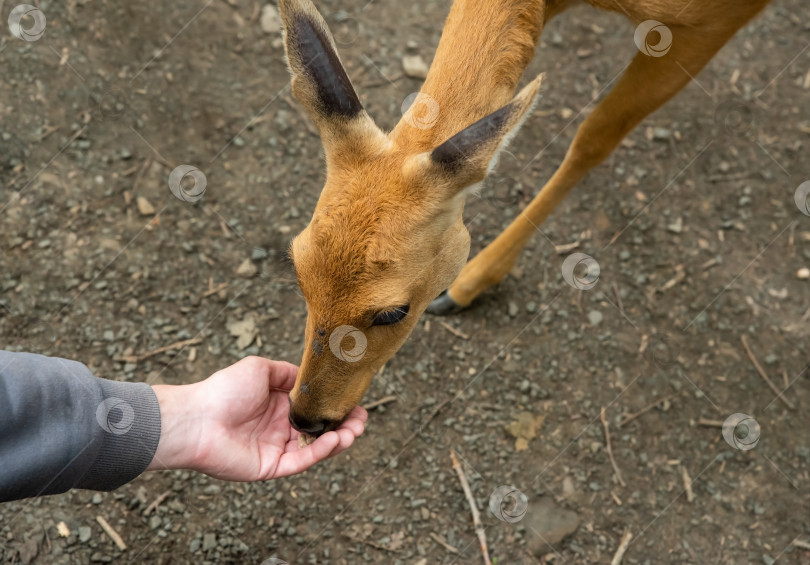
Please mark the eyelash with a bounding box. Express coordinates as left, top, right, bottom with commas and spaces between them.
372, 304, 410, 326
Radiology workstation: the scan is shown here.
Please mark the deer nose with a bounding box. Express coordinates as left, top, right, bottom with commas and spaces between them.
288, 409, 327, 436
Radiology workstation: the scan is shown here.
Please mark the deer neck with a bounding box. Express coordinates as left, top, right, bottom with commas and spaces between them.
392, 0, 545, 152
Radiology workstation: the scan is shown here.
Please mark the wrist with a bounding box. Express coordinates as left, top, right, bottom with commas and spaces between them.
147, 383, 204, 472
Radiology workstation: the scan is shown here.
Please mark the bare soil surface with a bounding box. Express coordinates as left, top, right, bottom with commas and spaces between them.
1, 0, 809, 564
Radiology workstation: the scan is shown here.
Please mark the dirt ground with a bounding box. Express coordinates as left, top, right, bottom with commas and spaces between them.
1, 0, 809, 563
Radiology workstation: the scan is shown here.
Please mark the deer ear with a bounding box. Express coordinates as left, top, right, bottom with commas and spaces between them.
279, 0, 384, 156
430, 74, 543, 189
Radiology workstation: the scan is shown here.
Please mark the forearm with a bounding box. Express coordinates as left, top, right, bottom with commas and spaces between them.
0, 351, 161, 502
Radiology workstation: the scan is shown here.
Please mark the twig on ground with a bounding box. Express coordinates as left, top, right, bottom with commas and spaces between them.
114, 337, 204, 363
202, 281, 228, 298
741, 335, 795, 410
429, 532, 460, 554
96, 516, 127, 551
681, 466, 694, 503
450, 449, 491, 565
698, 418, 724, 428
554, 241, 579, 255
620, 394, 674, 428
439, 320, 469, 340
601, 407, 626, 487
610, 530, 633, 565
363, 395, 398, 411
143, 490, 172, 516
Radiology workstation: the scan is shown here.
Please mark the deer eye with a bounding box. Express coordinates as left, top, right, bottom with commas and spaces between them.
372, 304, 410, 326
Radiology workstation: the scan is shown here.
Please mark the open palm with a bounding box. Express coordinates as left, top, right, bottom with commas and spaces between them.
149, 357, 366, 480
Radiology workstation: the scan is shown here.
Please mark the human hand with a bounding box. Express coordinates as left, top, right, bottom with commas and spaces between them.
146, 356, 367, 480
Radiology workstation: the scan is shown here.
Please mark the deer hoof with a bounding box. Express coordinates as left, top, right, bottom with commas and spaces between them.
426, 290, 464, 316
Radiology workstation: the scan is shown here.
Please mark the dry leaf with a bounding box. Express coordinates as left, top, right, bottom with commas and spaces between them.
227, 313, 258, 350
505, 411, 544, 451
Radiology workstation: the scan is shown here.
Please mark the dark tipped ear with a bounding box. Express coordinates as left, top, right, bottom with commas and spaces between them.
430, 74, 543, 188
280, 0, 361, 118
279, 0, 386, 159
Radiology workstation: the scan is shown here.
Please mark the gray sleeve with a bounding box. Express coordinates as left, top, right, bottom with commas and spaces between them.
0, 351, 162, 502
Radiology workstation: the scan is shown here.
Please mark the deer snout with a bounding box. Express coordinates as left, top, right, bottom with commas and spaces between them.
288, 409, 327, 436
288, 394, 342, 437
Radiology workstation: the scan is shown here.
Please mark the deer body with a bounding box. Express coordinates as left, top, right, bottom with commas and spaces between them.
278, 0, 771, 434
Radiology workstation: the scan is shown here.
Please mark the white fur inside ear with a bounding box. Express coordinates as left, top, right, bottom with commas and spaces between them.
485, 88, 540, 176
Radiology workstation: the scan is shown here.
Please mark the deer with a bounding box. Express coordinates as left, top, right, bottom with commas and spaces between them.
278, 0, 772, 437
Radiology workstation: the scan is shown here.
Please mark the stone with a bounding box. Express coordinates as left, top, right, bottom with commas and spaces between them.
136, 197, 155, 216
202, 533, 217, 552
236, 258, 258, 278
797, 267, 809, 280
260, 5, 281, 33
587, 310, 603, 325
667, 217, 683, 234
525, 497, 580, 556
78, 526, 92, 543
402, 55, 428, 79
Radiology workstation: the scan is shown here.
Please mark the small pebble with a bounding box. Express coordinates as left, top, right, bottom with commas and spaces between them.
202, 533, 217, 551
236, 258, 258, 278
402, 55, 428, 79
587, 310, 603, 325
260, 4, 281, 33
508, 302, 519, 317
797, 267, 809, 280
136, 197, 156, 216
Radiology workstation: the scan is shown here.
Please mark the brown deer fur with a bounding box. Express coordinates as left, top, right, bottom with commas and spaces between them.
278, 0, 771, 433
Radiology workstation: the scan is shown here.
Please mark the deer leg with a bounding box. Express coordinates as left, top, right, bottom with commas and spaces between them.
428, 13, 767, 315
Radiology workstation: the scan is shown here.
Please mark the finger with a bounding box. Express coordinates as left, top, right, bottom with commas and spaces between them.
337, 416, 365, 438
325, 428, 358, 459
266, 360, 300, 390
273, 431, 342, 477
347, 405, 368, 423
